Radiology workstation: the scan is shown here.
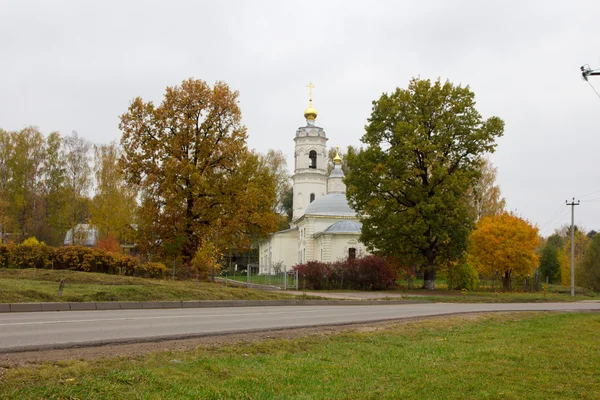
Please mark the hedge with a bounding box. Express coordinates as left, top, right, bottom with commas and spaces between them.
293, 255, 397, 291
0, 243, 167, 278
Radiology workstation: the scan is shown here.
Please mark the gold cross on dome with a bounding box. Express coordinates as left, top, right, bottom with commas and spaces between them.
307, 82, 315, 103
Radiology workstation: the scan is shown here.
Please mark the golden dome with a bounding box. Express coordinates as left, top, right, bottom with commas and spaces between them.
333, 148, 342, 164
304, 82, 318, 121
304, 103, 318, 121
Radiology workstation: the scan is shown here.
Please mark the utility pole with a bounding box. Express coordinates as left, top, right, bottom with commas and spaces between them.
581, 65, 600, 99
566, 198, 580, 297
581, 65, 600, 80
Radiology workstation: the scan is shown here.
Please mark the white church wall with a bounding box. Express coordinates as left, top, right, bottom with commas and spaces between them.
329, 234, 370, 262
259, 229, 298, 274
292, 174, 327, 220
291, 128, 328, 220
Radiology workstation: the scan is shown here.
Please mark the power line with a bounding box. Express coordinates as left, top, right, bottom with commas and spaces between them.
540, 207, 570, 236
579, 189, 600, 199
539, 203, 567, 230
586, 80, 600, 100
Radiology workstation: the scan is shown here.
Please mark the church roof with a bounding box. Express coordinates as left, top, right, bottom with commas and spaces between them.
304, 193, 356, 217
324, 220, 362, 233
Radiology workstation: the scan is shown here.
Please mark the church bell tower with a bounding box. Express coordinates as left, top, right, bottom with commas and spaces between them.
292, 83, 328, 221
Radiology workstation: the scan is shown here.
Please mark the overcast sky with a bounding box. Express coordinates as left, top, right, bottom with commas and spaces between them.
1, 0, 599, 235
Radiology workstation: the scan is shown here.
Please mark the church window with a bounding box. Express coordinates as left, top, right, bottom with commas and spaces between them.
309, 150, 317, 169
310, 193, 315, 203
348, 248, 356, 259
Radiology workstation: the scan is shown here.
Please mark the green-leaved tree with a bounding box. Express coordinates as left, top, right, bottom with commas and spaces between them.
345, 78, 504, 289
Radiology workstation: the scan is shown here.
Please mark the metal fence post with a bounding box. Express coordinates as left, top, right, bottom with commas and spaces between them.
283, 265, 287, 290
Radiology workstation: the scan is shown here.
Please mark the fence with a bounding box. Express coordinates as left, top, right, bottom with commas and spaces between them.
220, 263, 298, 290
399, 272, 542, 292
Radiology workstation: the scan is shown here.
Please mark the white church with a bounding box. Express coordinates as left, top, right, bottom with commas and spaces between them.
258, 87, 370, 273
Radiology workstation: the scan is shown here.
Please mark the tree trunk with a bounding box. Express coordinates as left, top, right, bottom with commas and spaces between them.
423, 245, 436, 290
503, 271, 511, 291
423, 268, 436, 290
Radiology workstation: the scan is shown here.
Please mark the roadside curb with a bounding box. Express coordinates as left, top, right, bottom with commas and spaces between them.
0, 299, 426, 313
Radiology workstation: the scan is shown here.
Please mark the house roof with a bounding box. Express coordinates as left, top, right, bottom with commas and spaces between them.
324, 220, 362, 233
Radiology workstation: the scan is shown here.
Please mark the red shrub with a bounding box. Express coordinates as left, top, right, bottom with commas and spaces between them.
293, 261, 330, 290
293, 256, 397, 291
96, 235, 121, 254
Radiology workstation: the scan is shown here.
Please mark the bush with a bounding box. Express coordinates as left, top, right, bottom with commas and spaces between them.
294, 261, 331, 290
190, 242, 221, 281
294, 256, 397, 291
0, 244, 13, 268
96, 235, 121, 253
445, 262, 479, 291
354, 255, 397, 290
136, 262, 168, 278
52, 246, 144, 276
22, 237, 43, 246
0, 243, 167, 279
10, 241, 53, 269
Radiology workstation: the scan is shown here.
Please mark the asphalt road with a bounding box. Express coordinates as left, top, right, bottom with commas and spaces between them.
1, 302, 599, 352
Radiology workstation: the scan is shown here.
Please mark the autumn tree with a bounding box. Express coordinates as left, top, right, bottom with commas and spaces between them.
7, 127, 46, 240
576, 233, 600, 292
40, 131, 68, 245
0, 127, 99, 245
466, 158, 506, 220
91, 142, 137, 244
468, 213, 540, 290
345, 78, 504, 290
0, 129, 14, 242
326, 146, 355, 175
61, 131, 93, 233
261, 149, 292, 223
559, 228, 589, 287
119, 79, 279, 266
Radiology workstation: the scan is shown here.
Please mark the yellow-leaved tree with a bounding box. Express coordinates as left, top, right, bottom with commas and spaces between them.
191, 240, 221, 281
468, 212, 540, 291
119, 79, 280, 267
559, 229, 589, 287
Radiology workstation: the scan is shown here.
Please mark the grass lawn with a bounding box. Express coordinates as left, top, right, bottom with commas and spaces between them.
0, 269, 297, 303
399, 290, 600, 303
1, 312, 598, 399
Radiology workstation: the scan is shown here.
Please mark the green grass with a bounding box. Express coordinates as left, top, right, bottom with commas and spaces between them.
1, 312, 599, 399
0, 269, 297, 303
398, 289, 600, 303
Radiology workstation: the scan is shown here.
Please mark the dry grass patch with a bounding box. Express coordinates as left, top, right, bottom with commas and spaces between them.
0, 268, 296, 303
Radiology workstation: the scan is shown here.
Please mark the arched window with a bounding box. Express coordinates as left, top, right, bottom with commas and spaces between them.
310, 193, 315, 203
348, 248, 356, 259
309, 150, 317, 169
